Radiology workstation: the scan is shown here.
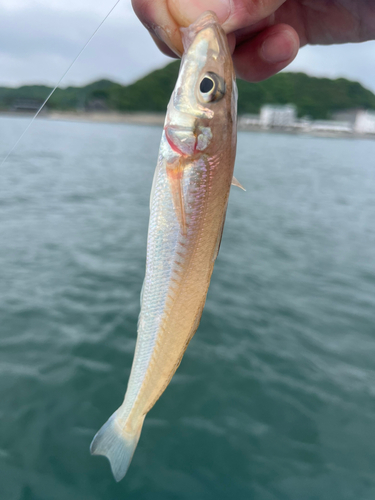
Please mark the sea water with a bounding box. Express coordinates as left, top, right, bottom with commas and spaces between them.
0, 116, 375, 500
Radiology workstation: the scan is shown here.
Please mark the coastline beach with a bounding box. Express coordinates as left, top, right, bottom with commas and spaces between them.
0, 110, 374, 140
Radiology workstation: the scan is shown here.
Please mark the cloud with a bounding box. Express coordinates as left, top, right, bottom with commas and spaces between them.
0, 0, 374, 94
0, 0, 134, 17
0, 1, 170, 87
287, 41, 375, 92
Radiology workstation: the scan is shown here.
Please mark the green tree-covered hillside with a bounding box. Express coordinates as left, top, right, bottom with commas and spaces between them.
1, 61, 374, 119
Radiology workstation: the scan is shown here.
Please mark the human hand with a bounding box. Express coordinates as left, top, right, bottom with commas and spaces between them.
132, 0, 375, 82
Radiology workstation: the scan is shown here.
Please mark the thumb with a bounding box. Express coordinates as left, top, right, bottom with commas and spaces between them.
132, 0, 232, 58
168, 0, 231, 28
169, 0, 286, 32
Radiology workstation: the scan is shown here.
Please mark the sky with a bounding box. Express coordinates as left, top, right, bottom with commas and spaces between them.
0, 0, 375, 92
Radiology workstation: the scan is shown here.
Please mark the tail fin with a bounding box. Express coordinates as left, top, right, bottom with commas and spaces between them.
90, 411, 145, 482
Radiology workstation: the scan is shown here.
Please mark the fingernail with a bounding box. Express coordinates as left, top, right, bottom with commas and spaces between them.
170, 0, 231, 26
261, 31, 297, 63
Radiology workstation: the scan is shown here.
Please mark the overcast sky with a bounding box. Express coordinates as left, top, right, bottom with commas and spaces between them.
0, 0, 374, 92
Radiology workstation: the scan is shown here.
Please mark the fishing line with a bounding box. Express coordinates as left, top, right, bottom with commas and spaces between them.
0, 0, 121, 168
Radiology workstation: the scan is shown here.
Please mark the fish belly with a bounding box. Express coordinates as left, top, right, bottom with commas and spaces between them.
120, 150, 231, 429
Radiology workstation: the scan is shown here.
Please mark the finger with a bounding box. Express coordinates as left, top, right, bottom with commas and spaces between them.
131, 0, 183, 56
168, 0, 231, 28
149, 33, 180, 58
168, 0, 286, 33
133, 0, 287, 58
233, 15, 275, 45
233, 23, 299, 82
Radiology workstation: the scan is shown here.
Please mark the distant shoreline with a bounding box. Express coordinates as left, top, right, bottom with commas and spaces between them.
0, 110, 166, 126
0, 110, 374, 140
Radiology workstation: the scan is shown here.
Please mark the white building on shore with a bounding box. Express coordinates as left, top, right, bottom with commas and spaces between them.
354, 110, 375, 134
237, 104, 375, 138
260, 104, 297, 128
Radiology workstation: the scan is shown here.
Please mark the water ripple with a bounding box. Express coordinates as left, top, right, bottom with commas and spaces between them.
1, 120, 375, 499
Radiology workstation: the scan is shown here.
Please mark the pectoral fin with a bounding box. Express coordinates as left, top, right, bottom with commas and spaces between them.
231, 176, 246, 191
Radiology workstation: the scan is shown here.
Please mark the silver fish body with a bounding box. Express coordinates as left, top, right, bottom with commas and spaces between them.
90, 11, 237, 481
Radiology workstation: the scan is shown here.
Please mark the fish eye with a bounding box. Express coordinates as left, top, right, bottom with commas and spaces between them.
200, 77, 214, 94
198, 72, 225, 103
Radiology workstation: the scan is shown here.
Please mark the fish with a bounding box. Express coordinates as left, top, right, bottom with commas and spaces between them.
90, 10, 238, 482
